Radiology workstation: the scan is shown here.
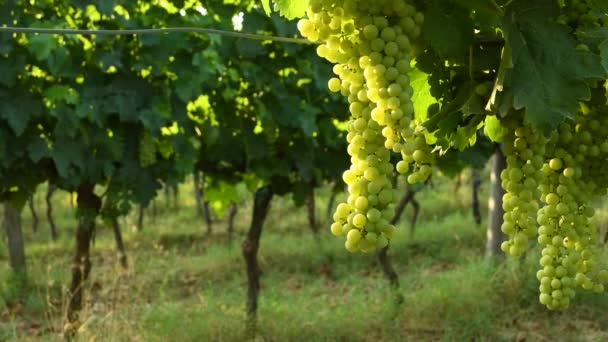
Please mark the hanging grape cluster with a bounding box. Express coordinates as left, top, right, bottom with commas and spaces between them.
298, 0, 432, 253
499, 119, 546, 257
497, 102, 608, 310
460, 0, 608, 311
557, 0, 608, 33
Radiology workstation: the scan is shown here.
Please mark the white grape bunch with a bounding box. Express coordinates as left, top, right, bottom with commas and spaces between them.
533, 109, 608, 310
498, 109, 608, 310
299, 0, 431, 252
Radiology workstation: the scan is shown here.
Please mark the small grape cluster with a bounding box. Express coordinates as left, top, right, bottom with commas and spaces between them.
499, 121, 546, 257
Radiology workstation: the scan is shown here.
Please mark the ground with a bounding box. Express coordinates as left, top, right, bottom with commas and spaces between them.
2, 174, 608, 341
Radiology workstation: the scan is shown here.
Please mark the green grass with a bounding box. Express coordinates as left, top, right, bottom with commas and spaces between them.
2, 175, 608, 341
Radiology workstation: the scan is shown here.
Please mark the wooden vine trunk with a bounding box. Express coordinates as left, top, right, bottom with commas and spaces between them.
67, 184, 101, 322
242, 187, 273, 337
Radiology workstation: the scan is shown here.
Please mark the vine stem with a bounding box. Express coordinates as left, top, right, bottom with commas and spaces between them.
0, 26, 314, 44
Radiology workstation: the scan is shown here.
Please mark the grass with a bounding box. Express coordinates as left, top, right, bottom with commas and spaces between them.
2, 173, 608, 341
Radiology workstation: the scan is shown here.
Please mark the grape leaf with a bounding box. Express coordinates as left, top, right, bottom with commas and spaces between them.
422, 1, 475, 58
27, 137, 49, 162
0, 94, 42, 136
484, 115, 508, 142
451, 0, 503, 16
271, 0, 309, 19
51, 137, 85, 178
261, 0, 272, 16
423, 81, 475, 133
44, 85, 79, 105
205, 180, 241, 218
502, 0, 606, 130
27, 35, 57, 61
409, 68, 435, 123
97, 1, 115, 15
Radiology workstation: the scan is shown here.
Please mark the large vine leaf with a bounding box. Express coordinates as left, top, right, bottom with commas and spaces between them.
422, 1, 475, 59
502, 0, 606, 130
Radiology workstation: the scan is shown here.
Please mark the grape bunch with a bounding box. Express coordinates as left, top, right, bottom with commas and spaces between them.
138, 131, 157, 168
556, 0, 608, 55
298, 0, 432, 252
557, 0, 608, 32
536, 111, 608, 309
497, 104, 608, 310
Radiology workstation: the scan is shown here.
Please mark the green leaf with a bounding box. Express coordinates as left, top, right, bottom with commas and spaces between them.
27, 34, 57, 61
44, 85, 79, 105
271, 0, 310, 19
51, 137, 85, 178
298, 104, 317, 136
97, 1, 115, 15
261, 0, 272, 16
175, 75, 201, 102
409, 68, 436, 123
205, 180, 242, 219
435, 150, 466, 178
483, 115, 508, 142
502, 0, 606, 130
0, 63, 17, 87
422, 1, 475, 58
0, 95, 41, 136
453, 126, 477, 151
451, 0, 504, 16
27, 137, 49, 162
423, 81, 476, 133
47, 46, 73, 77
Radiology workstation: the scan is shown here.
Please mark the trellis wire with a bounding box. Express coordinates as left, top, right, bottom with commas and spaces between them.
0, 26, 313, 44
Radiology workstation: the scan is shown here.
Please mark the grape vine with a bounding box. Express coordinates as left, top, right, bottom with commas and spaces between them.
268, 0, 608, 309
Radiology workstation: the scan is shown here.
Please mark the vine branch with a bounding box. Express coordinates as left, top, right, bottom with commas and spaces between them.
0, 26, 313, 44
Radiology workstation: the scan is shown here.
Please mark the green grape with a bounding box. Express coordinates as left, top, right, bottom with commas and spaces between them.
330, 222, 343, 236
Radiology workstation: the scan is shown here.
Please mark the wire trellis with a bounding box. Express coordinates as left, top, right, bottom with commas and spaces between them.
0, 26, 313, 44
